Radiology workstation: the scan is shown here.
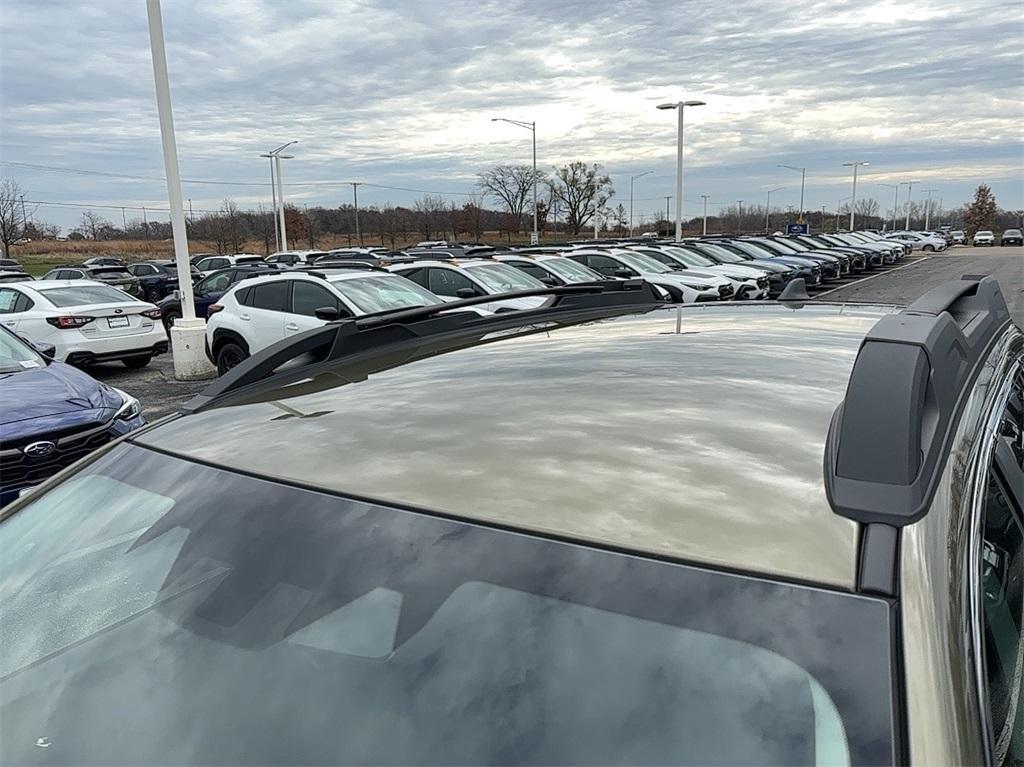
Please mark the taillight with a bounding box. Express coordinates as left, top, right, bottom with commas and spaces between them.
46, 316, 95, 329
207, 304, 224, 317
141, 308, 162, 319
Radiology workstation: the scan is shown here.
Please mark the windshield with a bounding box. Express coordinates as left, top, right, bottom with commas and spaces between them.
463, 262, 545, 292
0, 443, 895, 765
752, 238, 800, 254
1005, 229, 1022, 236
693, 242, 745, 263
662, 246, 715, 267
778, 238, 812, 251
330, 274, 442, 313
40, 285, 134, 306
614, 251, 671, 273
542, 257, 602, 283
0, 327, 45, 373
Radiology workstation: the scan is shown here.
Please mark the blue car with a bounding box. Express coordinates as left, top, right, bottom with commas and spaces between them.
0, 326, 145, 506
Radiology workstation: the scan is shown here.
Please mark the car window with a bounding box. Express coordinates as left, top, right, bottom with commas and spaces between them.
427, 267, 478, 297
330, 275, 441, 314
462, 263, 545, 293
14, 293, 34, 312
247, 280, 289, 312
200, 271, 233, 294
0, 288, 19, 313
580, 254, 627, 276
0, 326, 45, 372
544, 258, 604, 283
290, 281, 341, 317
38, 285, 132, 306
42, 270, 61, 280
511, 262, 552, 282
395, 267, 427, 287
130, 264, 156, 276
979, 371, 1024, 766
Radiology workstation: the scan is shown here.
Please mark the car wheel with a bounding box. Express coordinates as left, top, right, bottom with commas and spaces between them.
216, 342, 249, 376
145, 287, 161, 303
162, 309, 181, 332
122, 356, 151, 369
922, 244, 933, 252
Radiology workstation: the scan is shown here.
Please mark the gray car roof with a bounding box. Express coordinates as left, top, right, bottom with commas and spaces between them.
137, 302, 900, 588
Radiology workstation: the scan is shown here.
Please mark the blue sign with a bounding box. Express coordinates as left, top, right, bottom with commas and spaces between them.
787, 223, 809, 235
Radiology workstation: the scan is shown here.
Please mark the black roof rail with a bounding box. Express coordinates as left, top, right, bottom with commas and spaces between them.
182, 280, 662, 414
824, 275, 1012, 529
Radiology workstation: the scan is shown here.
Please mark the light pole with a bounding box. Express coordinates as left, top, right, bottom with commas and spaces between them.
836, 196, 851, 232
700, 194, 709, 235
350, 182, 363, 245
628, 171, 652, 236
842, 161, 869, 231
922, 189, 937, 230
876, 183, 898, 231
777, 165, 806, 222
657, 99, 706, 240
260, 140, 297, 252
902, 180, 919, 230
491, 117, 538, 245
736, 200, 744, 233
765, 187, 784, 233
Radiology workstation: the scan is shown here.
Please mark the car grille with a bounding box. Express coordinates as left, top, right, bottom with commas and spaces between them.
757, 277, 769, 289
0, 420, 116, 490
718, 283, 734, 298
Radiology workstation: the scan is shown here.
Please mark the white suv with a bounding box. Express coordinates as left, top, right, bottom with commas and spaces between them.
566, 249, 734, 302
972, 230, 995, 247
194, 254, 268, 276
205, 269, 448, 374
387, 259, 549, 311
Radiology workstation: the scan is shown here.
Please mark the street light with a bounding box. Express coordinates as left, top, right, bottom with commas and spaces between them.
629, 171, 652, 236
260, 140, 297, 252
901, 180, 920, 230
777, 165, 806, 222
491, 117, 538, 245
700, 194, 709, 235
922, 189, 937, 230
876, 183, 898, 232
842, 161, 869, 231
657, 99, 706, 240
764, 187, 784, 232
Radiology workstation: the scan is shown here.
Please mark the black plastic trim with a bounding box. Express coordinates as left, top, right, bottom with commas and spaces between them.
857, 522, 899, 596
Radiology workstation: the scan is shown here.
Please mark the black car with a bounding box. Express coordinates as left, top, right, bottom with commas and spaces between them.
0, 258, 22, 270
157, 264, 278, 329
1001, 229, 1023, 246
41, 265, 143, 298
127, 260, 200, 303
0, 270, 32, 283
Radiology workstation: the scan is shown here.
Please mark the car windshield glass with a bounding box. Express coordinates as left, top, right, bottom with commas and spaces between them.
695, 243, 745, 262
91, 269, 132, 279
462, 262, 545, 292
0, 328, 44, 373
39, 285, 132, 306
614, 252, 671, 273
0, 443, 895, 766
543, 258, 602, 282
330, 275, 442, 313
754, 238, 799, 253
978, 231, 993, 235
662, 247, 714, 267
779, 239, 811, 251
725, 241, 772, 259
1005, 230, 1022, 236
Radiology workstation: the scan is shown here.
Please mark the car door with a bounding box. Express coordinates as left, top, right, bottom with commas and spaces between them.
238, 279, 289, 352
426, 267, 483, 301
284, 280, 352, 336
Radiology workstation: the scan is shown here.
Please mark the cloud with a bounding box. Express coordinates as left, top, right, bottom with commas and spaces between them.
1, 0, 1021, 227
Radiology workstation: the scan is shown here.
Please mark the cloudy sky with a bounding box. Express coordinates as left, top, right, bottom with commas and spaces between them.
1, 0, 1022, 230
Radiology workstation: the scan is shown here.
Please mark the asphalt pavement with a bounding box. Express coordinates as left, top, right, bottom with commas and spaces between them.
90, 245, 1022, 421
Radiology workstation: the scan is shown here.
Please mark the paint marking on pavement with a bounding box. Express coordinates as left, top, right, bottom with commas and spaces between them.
813, 256, 932, 299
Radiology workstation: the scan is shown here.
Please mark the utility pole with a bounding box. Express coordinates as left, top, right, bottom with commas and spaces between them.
188, 197, 194, 224
821, 205, 826, 233
350, 182, 363, 245
121, 207, 128, 234
736, 200, 744, 233
922, 189, 937, 230
765, 187, 783, 233
142, 206, 148, 239
700, 194, 709, 235
902, 181, 918, 230
19, 195, 28, 234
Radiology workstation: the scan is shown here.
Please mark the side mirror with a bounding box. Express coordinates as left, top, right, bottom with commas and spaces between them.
455, 287, 478, 299
614, 268, 634, 278
539, 276, 557, 286
33, 341, 57, 358
314, 306, 340, 321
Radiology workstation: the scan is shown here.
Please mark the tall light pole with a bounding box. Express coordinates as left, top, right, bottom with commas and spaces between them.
145, 0, 209, 378
491, 117, 538, 244
777, 165, 806, 222
922, 189, 937, 230
260, 140, 297, 252
876, 183, 898, 231
657, 99, 706, 240
628, 170, 652, 236
700, 194, 709, 235
736, 200, 744, 232
902, 180, 919, 230
765, 187, 784, 233
842, 161, 869, 231
836, 196, 851, 232
350, 182, 363, 245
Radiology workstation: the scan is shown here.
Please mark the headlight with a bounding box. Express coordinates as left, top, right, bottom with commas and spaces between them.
111, 386, 142, 421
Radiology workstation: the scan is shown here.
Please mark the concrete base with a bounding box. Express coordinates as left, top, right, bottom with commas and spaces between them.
170, 319, 216, 381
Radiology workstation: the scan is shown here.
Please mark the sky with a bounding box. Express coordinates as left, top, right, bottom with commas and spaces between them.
1, 0, 1022, 231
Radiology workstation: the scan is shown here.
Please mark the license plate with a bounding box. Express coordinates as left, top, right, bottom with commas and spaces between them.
107, 316, 130, 328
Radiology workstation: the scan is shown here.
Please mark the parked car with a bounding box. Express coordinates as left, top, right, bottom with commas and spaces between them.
624, 245, 770, 299
0, 270, 32, 283
492, 253, 609, 285
740, 237, 847, 278
205, 270, 450, 374
1, 276, 1019, 766
0, 280, 168, 368
126, 259, 199, 303
0, 257, 23, 270
0, 325, 144, 506
951, 230, 966, 245
265, 250, 331, 267
82, 257, 127, 267
157, 264, 280, 330
565, 249, 733, 302
1000, 229, 1023, 246
40, 265, 143, 297
972, 230, 996, 247
389, 259, 551, 311
194, 254, 269, 276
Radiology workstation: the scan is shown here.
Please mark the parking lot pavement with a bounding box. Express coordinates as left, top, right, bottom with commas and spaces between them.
814, 246, 1023, 324
89, 354, 211, 422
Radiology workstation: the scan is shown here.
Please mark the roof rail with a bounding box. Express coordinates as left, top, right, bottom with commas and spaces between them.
182, 280, 662, 413
824, 275, 1012, 529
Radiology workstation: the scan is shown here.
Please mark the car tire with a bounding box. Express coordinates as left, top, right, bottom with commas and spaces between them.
145, 287, 161, 303
216, 342, 249, 376
162, 309, 181, 332
122, 356, 151, 369
922, 244, 934, 252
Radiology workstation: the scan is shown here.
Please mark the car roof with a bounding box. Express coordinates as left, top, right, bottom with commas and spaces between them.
12, 279, 123, 291
138, 301, 904, 589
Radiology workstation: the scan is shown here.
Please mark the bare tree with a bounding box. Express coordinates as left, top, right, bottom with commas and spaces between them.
77, 210, 108, 240
477, 165, 544, 233
0, 178, 27, 257
548, 162, 614, 235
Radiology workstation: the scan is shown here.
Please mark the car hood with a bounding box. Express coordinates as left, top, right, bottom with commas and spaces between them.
0, 361, 121, 438
703, 264, 767, 279
644, 271, 727, 289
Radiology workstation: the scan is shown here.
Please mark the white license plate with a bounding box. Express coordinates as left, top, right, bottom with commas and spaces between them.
107, 316, 130, 328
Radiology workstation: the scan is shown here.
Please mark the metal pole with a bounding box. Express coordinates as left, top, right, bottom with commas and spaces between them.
905, 182, 914, 230
701, 194, 709, 235
19, 195, 28, 233
531, 122, 538, 245
267, 157, 279, 250
765, 191, 771, 233
142, 206, 148, 239
798, 168, 805, 222
675, 106, 684, 241
629, 176, 634, 237
849, 164, 858, 231
352, 182, 362, 245
923, 189, 936, 230
275, 154, 287, 251
188, 197, 194, 223
121, 207, 127, 233
892, 186, 899, 231
821, 205, 826, 233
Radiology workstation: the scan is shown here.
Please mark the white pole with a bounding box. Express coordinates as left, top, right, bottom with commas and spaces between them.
675, 106, 684, 241
892, 185, 899, 231
849, 164, 858, 231
145, 0, 212, 378
905, 183, 914, 230
701, 194, 709, 235
629, 175, 634, 237
275, 155, 288, 251
268, 157, 279, 250
531, 122, 538, 245
798, 168, 806, 223
352, 182, 362, 245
